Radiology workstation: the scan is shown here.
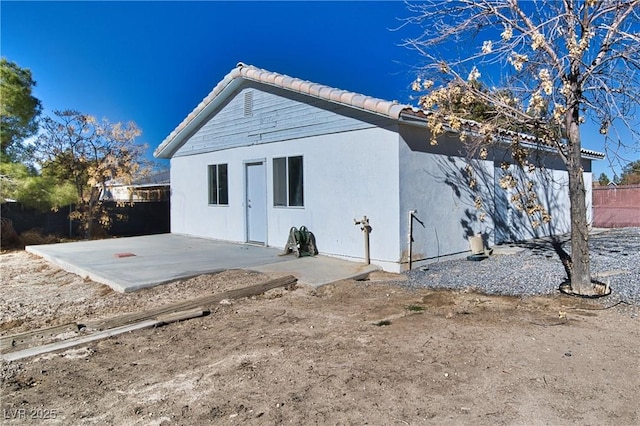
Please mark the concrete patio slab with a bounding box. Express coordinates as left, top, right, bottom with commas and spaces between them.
26, 234, 379, 292
251, 255, 377, 287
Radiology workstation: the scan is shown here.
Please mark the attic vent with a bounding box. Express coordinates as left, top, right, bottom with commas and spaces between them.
243, 91, 253, 117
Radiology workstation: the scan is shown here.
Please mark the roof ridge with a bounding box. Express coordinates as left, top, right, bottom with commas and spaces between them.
154, 63, 605, 161
154, 62, 412, 158
235, 62, 410, 118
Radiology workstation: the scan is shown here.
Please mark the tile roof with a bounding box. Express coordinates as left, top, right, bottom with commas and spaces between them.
399, 109, 606, 160
236, 62, 411, 117
154, 62, 605, 161
154, 62, 411, 158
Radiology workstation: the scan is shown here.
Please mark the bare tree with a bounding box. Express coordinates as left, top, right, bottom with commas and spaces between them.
35, 110, 148, 238
402, 0, 640, 296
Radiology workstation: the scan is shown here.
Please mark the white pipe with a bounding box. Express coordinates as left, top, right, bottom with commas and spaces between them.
354, 216, 371, 265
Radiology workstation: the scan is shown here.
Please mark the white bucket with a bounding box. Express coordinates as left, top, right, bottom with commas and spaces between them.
469, 235, 484, 255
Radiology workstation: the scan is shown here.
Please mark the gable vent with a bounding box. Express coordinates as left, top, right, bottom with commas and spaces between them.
243, 91, 253, 117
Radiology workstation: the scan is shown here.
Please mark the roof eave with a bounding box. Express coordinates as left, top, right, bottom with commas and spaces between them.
580, 149, 606, 160
154, 70, 244, 159
155, 63, 412, 159
398, 111, 605, 160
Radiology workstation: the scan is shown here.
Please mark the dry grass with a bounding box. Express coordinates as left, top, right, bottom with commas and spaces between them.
19, 229, 60, 246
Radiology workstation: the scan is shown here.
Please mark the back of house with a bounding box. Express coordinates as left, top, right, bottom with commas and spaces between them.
155, 63, 602, 272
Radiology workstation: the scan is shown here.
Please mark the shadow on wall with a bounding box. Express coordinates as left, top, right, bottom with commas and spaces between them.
432, 149, 570, 248
494, 162, 569, 242
433, 155, 496, 249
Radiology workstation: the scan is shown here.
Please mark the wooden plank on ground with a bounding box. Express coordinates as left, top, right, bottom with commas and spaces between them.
84, 274, 297, 331
0, 323, 78, 353
1, 275, 296, 357
1, 320, 159, 362
156, 308, 209, 325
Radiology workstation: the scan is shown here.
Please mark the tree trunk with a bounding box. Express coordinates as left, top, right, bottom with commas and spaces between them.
565, 105, 592, 294
84, 203, 93, 240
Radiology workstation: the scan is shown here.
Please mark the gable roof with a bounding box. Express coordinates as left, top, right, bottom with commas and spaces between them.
154, 62, 605, 161
154, 62, 411, 158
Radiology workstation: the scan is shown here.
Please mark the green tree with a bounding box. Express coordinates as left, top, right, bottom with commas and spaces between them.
35, 110, 149, 238
404, 0, 640, 296
613, 174, 622, 185
619, 160, 640, 185
0, 58, 42, 161
597, 172, 610, 186
1, 160, 78, 211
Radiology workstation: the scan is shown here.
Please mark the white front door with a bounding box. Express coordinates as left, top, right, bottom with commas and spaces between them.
246, 161, 267, 244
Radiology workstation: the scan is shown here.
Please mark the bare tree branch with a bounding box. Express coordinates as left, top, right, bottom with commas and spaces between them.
402, 0, 639, 295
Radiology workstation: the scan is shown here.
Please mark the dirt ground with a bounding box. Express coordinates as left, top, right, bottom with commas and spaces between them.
1, 251, 639, 425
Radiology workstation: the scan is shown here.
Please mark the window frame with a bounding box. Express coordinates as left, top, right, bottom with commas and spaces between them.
208, 163, 229, 206
273, 155, 304, 208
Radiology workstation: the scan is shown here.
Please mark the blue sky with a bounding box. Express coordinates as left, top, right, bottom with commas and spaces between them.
1, 1, 636, 178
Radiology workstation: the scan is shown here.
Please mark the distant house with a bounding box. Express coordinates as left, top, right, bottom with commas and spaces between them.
154, 63, 603, 272
100, 170, 170, 202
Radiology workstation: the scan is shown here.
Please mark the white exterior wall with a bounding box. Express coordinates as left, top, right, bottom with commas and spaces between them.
584, 171, 594, 226
165, 78, 600, 273
494, 165, 572, 242
494, 157, 596, 242
170, 126, 402, 270
396, 125, 597, 268
398, 128, 496, 269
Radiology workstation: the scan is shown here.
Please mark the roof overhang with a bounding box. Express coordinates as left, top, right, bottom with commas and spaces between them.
579, 148, 606, 160
154, 62, 605, 162
398, 110, 606, 161
154, 71, 246, 159
154, 63, 411, 159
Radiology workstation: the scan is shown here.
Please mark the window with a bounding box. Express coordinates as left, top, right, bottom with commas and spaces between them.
208, 164, 228, 205
273, 156, 303, 207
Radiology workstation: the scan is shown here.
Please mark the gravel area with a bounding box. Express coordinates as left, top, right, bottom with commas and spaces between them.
404, 227, 640, 314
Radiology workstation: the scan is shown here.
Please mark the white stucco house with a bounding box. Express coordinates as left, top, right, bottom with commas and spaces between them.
154, 63, 604, 272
